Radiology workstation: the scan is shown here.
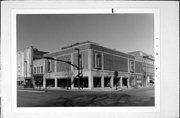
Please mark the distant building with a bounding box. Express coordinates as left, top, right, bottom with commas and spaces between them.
17, 46, 48, 87
128, 51, 154, 87
39, 41, 154, 90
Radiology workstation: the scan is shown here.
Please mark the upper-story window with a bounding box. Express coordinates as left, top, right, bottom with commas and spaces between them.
95, 53, 102, 69
41, 66, 43, 73
79, 54, 83, 69
48, 61, 51, 72
34, 67, 36, 74
37, 67, 40, 74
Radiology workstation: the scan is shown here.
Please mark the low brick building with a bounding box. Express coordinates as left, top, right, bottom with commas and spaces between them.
41, 41, 154, 90
17, 42, 154, 90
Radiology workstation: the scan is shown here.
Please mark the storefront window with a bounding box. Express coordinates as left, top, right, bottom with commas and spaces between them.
93, 77, 101, 87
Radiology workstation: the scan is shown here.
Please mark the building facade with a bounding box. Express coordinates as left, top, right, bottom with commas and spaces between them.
17, 42, 154, 90
33, 59, 46, 88
17, 46, 48, 87
128, 51, 154, 87
41, 41, 154, 90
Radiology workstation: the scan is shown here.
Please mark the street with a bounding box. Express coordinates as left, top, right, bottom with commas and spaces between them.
17, 87, 154, 107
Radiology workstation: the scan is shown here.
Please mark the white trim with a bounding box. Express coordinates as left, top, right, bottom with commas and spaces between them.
94, 53, 102, 69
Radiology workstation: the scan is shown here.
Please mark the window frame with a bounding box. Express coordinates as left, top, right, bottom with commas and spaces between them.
95, 53, 102, 69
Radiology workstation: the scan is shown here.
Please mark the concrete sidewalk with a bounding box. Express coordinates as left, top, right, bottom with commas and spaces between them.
17, 86, 154, 95
17, 87, 154, 107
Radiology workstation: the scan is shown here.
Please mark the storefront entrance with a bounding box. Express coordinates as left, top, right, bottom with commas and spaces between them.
73, 77, 89, 88
46, 79, 55, 87
34, 75, 43, 88
104, 77, 111, 87
113, 77, 120, 88
24, 79, 33, 88
93, 77, 101, 88
57, 78, 71, 88
122, 77, 128, 87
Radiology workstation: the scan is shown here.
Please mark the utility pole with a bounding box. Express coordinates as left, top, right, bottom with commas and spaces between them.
75, 48, 80, 89
24, 61, 27, 88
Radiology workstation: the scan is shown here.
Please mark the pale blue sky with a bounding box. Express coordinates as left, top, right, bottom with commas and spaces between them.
17, 14, 154, 55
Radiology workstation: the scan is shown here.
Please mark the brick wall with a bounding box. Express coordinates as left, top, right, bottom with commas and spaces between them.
103, 53, 128, 72
144, 63, 154, 74
56, 55, 71, 72
73, 50, 88, 70
135, 61, 143, 73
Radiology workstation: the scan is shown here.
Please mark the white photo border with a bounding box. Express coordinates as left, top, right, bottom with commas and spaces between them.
11, 8, 160, 113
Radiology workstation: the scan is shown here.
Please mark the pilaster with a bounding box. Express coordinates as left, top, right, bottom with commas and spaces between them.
43, 76, 46, 88
110, 76, 114, 88
101, 76, 104, 89
54, 77, 57, 88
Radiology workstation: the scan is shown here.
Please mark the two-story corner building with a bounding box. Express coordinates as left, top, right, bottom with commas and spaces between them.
41, 41, 154, 90
17, 46, 48, 88
128, 51, 154, 87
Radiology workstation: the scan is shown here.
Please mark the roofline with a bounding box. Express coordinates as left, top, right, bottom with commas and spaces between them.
44, 43, 135, 59
61, 41, 99, 50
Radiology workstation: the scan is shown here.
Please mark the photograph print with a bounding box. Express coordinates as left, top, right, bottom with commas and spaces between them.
16, 13, 155, 107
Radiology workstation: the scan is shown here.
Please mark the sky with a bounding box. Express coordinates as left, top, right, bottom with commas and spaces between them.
17, 14, 154, 55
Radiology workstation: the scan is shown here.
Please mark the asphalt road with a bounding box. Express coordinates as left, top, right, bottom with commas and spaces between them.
17, 87, 154, 107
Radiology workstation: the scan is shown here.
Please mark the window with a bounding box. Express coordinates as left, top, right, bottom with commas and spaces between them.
48, 61, 51, 72
37, 67, 40, 73
34, 67, 36, 74
95, 53, 101, 69
41, 66, 43, 73
104, 77, 111, 87
93, 77, 101, 88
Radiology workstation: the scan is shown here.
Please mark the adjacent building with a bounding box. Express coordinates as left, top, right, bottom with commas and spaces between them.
128, 51, 154, 87
17, 46, 48, 87
17, 41, 154, 90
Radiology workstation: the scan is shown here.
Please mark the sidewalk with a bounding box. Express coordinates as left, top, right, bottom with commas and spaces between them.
17, 86, 154, 93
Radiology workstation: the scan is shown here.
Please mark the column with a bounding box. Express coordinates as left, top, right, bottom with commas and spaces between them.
110, 76, 113, 89
89, 71, 93, 89
88, 49, 93, 90
88, 49, 92, 70
101, 76, 104, 89
120, 76, 123, 88
71, 76, 74, 89
43, 76, 46, 88
127, 77, 130, 88
101, 52, 104, 70
54, 77, 57, 88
